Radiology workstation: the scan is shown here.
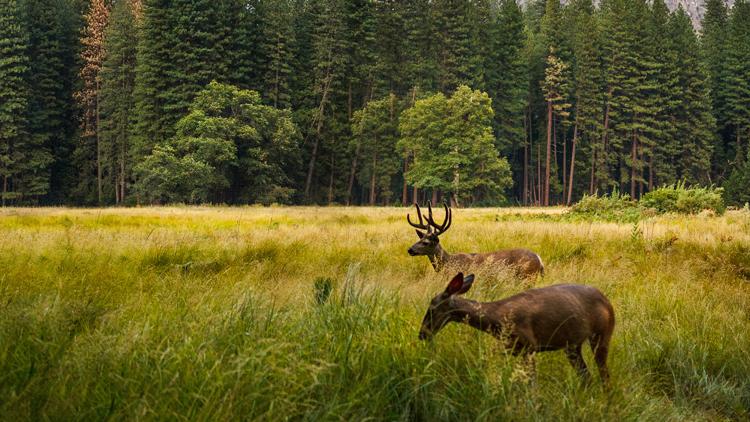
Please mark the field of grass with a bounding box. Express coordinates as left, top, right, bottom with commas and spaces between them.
1, 206, 749, 421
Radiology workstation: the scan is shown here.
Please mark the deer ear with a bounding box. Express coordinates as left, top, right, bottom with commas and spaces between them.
416, 230, 425, 238
445, 272, 464, 295
456, 274, 474, 295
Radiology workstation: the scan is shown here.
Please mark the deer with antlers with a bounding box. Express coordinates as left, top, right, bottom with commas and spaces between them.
407, 202, 544, 278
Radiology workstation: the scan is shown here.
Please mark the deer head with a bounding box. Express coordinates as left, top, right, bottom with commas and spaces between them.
407, 201, 452, 257
419, 272, 474, 340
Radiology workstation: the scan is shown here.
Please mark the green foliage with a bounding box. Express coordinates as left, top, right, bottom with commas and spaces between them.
641, 183, 725, 215
398, 86, 512, 205
0, 0, 30, 204
350, 94, 401, 205
723, 155, 750, 206
569, 190, 641, 222
135, 81, 301, 204
571, 183, 726, 221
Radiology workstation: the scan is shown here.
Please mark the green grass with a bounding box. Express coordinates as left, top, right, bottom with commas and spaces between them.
1, 206, 749, 421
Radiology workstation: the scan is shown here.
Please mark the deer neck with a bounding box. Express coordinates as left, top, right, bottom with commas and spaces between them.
429, 244, 451, 271
448, 297, 501, 334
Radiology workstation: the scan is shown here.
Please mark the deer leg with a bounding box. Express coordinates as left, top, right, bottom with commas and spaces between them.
565, 344, 590, 382
590, 334, 611, 386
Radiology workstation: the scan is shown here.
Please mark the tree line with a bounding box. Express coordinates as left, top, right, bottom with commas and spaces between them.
1, 0, 749, 206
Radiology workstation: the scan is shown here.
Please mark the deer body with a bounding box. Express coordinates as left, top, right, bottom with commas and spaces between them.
420, 273, 615, 383
407, 202, 544, 277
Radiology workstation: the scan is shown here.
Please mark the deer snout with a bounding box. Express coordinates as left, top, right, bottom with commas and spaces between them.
408, 248, 418, 256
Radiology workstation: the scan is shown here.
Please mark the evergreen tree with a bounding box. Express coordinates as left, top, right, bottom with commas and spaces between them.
23, 0, 79, 203
0, 0, 30, 205
99, 0, 138, 204
701, 0, 731, 172
256, 0, 296, 109
132, 0, 175, 158
668, 7, 715, 184
73, 0, 109, 204
350, 94, 401, 205
725, 0, 750, 166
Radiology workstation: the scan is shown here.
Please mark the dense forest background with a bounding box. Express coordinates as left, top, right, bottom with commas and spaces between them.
1, 0, 749, 206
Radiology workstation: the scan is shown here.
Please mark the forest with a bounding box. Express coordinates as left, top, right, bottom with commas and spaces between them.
1, 0, 750, 206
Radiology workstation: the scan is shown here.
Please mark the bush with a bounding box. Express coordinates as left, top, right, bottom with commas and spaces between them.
569, 190, 641, 222
569, 184, 726, 222
642, 183, 725, 215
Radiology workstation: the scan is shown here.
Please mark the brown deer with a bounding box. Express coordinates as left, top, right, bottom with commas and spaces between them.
419, 272, 615, 384
407, 202, 544, 277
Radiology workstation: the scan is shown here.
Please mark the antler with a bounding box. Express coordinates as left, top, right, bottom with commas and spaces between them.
424, 201, 451, 235
408, 201, 451, 235
407, 203, 431, 232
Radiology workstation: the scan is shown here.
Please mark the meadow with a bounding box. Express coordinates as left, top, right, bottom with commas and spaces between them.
0, 206, 749, 421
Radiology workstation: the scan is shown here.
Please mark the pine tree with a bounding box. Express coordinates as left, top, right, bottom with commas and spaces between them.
0, 0, 30, 205
23, 0, 79, 203
566, 0, 604, 204
541, 48, 570, 205
256, 0, 296, 109
132, 0, 175, 159
74, 0, 109, 204
701, 0, 733, 181
668, 7, 715, 184
99, 0, 138, 204
725, 0, 750, 166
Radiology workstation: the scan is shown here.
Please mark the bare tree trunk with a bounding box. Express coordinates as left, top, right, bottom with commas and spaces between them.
598, 91, 612, 195
523, 107, 529, 205
630, 131, 637, 199
562, 127, 567, 204
567, 123, 578, 206
2, 175, 6, 207
328, 149, 335, 204
590, 147, 596, 195
305, 69, 332, 199
412, 186, 418, 205
369, 152, 377, 205
648, 155, 653, 191
431, 189, 438, 205
537, 133, 542, 205
737, 128, 743, 164
545, 101, 552, 206
96, 83, 102, 205
346, 143, 360, 206
402, 159, 408, 206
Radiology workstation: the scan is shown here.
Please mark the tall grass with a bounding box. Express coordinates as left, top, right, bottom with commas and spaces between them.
0, 206, 748, 420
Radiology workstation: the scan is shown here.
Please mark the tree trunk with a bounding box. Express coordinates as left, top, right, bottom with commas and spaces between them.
630, 131, 637, 199
305, 69, 332, 199
328, 149, 335, 204
96, 84, 102, 205
567, 123, 578, 206
412, 186, 418, 205
545, 101, 552, 206
369, 153, 377, 205
523, 109, 529, 206
402, 159, 408, 206
2, 175, 6, 207
346, 142, 360, 206
648, 155, 653, 191
737, 128, 743, 164
537, 132, 542, 206
599, 90, 612, 194
431, 189, 438, 205
562, 126, 567, 204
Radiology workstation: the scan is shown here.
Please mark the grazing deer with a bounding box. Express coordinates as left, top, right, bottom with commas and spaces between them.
419, 273, 615, 384
407, 202, 544, 277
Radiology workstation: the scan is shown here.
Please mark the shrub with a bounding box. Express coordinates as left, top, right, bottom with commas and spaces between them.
642, 183, 725, 215
568, 190, 641, 222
